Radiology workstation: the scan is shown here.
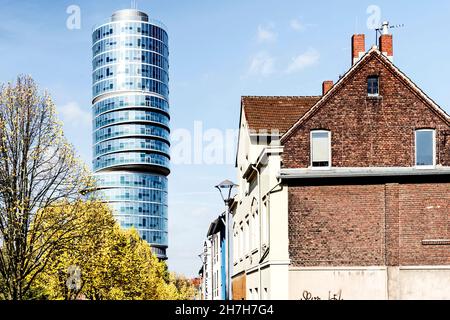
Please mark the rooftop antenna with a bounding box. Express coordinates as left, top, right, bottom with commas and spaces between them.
375, 21, 405, 46
131, 0, 138, 9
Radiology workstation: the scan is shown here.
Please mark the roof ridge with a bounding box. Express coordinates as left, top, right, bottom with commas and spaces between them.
242, 95, 321, 99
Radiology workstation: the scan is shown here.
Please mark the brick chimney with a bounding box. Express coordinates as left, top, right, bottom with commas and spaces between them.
379, 22, 393, 61
322, 80, 334, 95
352, 34, 366, 65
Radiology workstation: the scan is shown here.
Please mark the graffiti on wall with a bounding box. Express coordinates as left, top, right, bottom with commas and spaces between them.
300, 290, 343, 301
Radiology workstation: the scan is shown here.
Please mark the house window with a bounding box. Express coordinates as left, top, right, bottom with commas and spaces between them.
248, 176, 257, 194
415, 129, 436, 167
247, 217, 254, 254
233, 229, 237, 264
239, 225, 244, 260
261, 201, 269, 246
250, 214, 255, 251
263, 288, 268, 300
311, 130, 331, 168
368, 76, 379, 96
246, 219, 250, 255
214, 235, 219, 263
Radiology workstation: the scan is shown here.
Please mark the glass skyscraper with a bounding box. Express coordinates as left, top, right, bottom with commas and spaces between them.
92, 9, 170, 259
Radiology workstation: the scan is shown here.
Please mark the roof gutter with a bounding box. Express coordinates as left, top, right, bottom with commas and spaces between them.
278, 167, 450, 180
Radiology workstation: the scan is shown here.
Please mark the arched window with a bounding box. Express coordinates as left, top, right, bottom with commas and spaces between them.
251, 198, 259, 251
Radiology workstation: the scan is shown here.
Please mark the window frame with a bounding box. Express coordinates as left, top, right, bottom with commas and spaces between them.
310, 130, 332, 169
367, 75, 380, 97
415, 129, 436, 169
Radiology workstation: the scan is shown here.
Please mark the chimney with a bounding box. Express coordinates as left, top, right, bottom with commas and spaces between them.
379, 21, 393, 61
352, 34, 366, 65
322, 80, 334, 95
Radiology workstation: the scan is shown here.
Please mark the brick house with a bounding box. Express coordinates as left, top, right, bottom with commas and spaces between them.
231, 28, 450, 300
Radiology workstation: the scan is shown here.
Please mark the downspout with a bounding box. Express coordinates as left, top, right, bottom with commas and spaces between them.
250, 147, 283, 300
258, 177, 283, 299
265, 177, 283, 256
250, 164, 262, 300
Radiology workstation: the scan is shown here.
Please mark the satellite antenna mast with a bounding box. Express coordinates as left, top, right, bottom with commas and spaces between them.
375, 21, 405, 46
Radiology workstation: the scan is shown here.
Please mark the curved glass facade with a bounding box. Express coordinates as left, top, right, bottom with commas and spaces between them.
95, 138, 170, 157
92, 9, 170, 259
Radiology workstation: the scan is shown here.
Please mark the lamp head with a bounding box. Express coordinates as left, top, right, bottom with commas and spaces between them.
215, 179, 238, 204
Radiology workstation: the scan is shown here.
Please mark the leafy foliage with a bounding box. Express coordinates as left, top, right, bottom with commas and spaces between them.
0, 76, 94, 299
31, 201, 196, 300
0, 76, 195, 300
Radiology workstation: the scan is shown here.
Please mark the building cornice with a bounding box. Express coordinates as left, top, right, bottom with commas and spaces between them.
242, 145, 284, 180
279, 167, 450, 180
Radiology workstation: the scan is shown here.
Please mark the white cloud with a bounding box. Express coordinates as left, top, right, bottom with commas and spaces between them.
248, 52, 276, 77
58, 101, 91, 128
290, 19, 305, 32
286, 48, 320, 74
257, 24, 277, 43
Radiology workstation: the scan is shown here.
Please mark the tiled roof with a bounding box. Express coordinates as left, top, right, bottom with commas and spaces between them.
242, 96, 321, 135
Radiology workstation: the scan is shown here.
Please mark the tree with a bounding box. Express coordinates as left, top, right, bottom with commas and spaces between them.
29, 200, 117, 300
0, 76, 94, 300
167, 273, 197, 300
32, 201, 186, 300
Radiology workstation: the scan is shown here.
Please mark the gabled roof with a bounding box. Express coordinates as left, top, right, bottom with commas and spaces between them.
281, 46, 450, 143
207, 217, 225, 237
242, 96, 321, 135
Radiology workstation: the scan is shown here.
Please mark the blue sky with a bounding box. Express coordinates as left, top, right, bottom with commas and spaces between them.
0, 0, 449, 276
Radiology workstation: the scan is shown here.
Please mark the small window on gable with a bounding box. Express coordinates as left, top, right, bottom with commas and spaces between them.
415, 129, 436, 167
311, 130, 331, 168
368, 76, 379, 96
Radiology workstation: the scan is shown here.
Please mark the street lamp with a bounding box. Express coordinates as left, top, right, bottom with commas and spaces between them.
215, 179, 237, 301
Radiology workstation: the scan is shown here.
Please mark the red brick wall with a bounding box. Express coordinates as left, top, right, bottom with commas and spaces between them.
398, 183, 450, 265
288, 184, 386, 267
385, 183, 400, 266
288, 182, 450, 267
282, 54, 450, 169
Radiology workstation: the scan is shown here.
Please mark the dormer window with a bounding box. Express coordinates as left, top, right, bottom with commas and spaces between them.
368, 76, 379, 96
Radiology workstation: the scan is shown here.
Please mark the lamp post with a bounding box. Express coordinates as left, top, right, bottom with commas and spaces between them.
215, 179, 237, 301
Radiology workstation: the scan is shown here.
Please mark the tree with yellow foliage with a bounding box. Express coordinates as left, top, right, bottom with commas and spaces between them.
0, 76, 196, 300
167, 273, 197, 300
31, 201, 196, 300
0, 76, 95, 300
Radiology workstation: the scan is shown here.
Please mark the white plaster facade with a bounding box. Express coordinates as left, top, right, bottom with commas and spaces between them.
199, 240, 212, 300
232, 110, 290, 300
210, 230, 225, 300
200, 218, 226, 300
289, 266, 450, 300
